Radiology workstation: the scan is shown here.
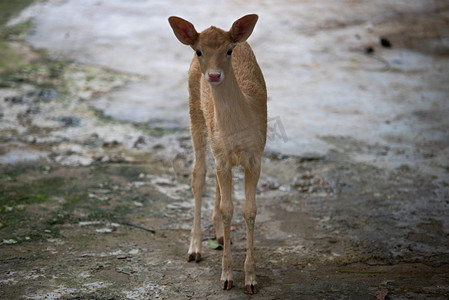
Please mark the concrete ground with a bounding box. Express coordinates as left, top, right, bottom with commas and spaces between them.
1, 1, 448, 299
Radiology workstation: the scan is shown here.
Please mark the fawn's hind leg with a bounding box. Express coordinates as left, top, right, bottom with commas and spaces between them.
243, 161, 261, 294
212, 174, 224, 244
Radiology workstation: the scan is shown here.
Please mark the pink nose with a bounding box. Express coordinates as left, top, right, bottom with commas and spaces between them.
208, 72, 221, 82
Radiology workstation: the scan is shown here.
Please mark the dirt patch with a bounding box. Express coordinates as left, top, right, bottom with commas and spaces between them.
3, 154, 448, 299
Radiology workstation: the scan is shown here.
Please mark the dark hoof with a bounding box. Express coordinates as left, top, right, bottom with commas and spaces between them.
246, 284, 258, 295
187, 252, 201, 262
221, 280, 233, 290
216, 236, 232, 245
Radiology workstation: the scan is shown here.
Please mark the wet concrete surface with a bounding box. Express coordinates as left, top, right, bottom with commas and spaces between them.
1, 1, 449, 299
23, 0, 449, 164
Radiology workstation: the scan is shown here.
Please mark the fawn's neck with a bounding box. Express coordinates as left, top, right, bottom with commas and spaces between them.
210, 68, 251, 132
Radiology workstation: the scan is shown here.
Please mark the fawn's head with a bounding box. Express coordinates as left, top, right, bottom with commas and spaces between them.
169, 14, 258, 85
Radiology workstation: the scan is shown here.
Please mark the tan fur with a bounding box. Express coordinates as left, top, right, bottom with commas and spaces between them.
169, 14, 267, 294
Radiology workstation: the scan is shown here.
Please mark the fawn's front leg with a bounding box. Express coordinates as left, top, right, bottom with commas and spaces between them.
187, 150, 206, 262
243, 161, 261, 294
216, 166, 234, 290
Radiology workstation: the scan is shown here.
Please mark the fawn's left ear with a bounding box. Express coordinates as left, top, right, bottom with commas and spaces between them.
229, 14, 258, 43
168, 16, 199, 46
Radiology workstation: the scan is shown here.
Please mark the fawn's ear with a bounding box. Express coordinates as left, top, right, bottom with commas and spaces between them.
168, 16, 199, 46
230, 14, 258, 43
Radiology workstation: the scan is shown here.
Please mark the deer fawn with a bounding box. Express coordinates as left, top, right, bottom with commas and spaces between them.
169, 14, 267, 294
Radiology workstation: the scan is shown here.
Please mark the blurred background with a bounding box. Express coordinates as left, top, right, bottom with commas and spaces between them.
19, 0, 449, 170
1, 1, 448, 299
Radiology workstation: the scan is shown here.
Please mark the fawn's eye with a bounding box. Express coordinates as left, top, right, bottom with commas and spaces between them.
227, 49, 233, 56
196, 50, 202, 57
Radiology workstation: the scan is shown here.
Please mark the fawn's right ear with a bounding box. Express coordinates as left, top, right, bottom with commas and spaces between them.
168, 16, 198, 46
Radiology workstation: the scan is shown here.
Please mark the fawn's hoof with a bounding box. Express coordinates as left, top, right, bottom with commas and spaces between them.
187, 252, 201, 262
216, 236, 232, 245
245, 284, 258, 295
221, 279, 233, 290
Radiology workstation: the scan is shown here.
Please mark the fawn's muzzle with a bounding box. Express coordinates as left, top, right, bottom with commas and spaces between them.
206, 71, 224, 84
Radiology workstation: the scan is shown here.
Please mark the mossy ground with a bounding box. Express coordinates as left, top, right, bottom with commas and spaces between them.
0, 162, 157, 244
0, 0, 34, 26
0, 0, 172, 256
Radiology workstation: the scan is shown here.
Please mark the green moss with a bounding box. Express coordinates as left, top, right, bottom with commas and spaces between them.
0, 20, 33, 40
0, 162, 170, 245
65, 194, 87, 206
90, 165, 108, 173
0, 177, 67, 208
0, 45, 70, 90
46, 213, 72, 225
1, 164, 55, 182
0, 0, 34, 26
0, 41, 27, 71
32, 194, 49, 202
110, 165, 148, 182
171, 247, 186, 257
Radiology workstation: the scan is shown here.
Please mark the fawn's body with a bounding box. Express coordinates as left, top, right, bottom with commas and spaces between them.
169, 15, 267, 294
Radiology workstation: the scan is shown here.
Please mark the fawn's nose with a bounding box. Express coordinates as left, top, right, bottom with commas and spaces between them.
206, 71, 224, 84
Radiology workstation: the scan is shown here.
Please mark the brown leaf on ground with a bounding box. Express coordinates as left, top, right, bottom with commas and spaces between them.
376, 289, 388, 300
